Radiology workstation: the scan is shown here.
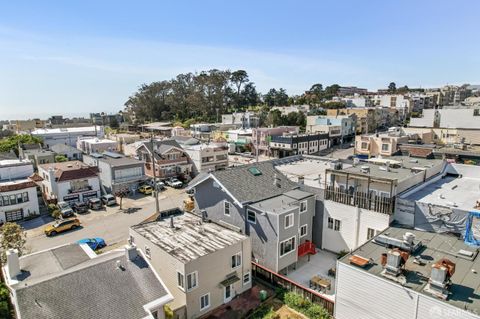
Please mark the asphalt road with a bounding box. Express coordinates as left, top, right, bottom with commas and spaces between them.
23, 188, 186, 254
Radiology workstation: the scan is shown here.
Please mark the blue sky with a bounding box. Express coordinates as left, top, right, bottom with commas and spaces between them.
0, 0, 479, 119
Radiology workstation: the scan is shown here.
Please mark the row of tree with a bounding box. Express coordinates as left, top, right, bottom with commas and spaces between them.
124, 69, 345, 124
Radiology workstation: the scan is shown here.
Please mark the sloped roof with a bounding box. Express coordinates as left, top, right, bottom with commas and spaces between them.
139, 139, 185, 160
210, 161, 299, 204
49, 144, 82, 154
39, 161, 98, 182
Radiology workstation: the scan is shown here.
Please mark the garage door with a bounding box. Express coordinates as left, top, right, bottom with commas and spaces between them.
6, 209, 23, 222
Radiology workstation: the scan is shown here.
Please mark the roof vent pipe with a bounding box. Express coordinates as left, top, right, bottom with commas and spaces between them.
170, 216, 175, 228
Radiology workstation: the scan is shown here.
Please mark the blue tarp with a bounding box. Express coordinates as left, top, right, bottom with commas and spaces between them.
464, 211, 480, 246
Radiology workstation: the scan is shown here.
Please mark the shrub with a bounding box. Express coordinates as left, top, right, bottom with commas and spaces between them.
283, 292, 330, 319
51, 209, 61, 219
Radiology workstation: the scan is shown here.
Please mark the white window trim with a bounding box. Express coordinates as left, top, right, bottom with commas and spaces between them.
300, 200, 307, 213
279, 236, 296, 257
231, 252, 242, 269
284, 213, 294, 229
243, 271, 251, 285
177, 271, 185, 291
186, 271, 198, 292
247, 209, 256, 224
300, 224, 308, 237
224, 200, 231, 216
200, 293, 211, 311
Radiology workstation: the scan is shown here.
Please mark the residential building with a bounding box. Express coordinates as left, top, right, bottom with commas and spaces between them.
270, 132, 329, 158
38, 161, 100, 204
184, 141, 228, 174
83, 152, 146, 194
89, 112, 124, 126
190, 123, 215, 140
306, 115, 355, 144
189, 161, 316, 274
76, 137, 118, 154
221, 112, 259, 129
326, 107, 397, 133
3, 243, 173, 319
335, 226, 480, 319
355, 128, 416, 158
49, 143, 83, 161
140, 122, 174, 137
0, 159, 40, 223
322, 156, 444, 253
224, 128, 252, 152
130, 211, 252, 319
337, 86, 368, 96
136, 139, 192, 179
372, 94, 413, 120
271, 105, 310, 116
409, 108, 480, 145
19, 149, 56, 170
31, 126, 104, 148
251, 126, 299, 156
5, 119, 45, 133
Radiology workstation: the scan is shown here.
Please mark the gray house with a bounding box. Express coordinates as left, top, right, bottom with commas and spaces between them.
189, 161, 316, 274
50, 143, 83, 161
83, 152, 146, 194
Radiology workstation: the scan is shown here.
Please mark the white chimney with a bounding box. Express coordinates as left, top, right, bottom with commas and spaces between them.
6, 249, 20, 279
125, 244, 137, 261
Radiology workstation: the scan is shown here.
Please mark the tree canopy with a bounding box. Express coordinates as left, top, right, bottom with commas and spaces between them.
0, 222, 26, 262
0, 134, 42, 154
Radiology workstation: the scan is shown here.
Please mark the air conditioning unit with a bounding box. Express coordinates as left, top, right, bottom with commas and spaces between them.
424, 258, 456, 300
381, 248, 409, 285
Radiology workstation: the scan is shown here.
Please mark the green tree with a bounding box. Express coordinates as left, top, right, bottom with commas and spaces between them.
230, 70, 249, 109
109, 116, 119, 129
323, 84, 340, 99
266, 109, 283, 127
388, 82, 397, 93
0, 223, 27, 262
55, 155, 68, 162
0, 134, 42, 154
275, 88, 289, 106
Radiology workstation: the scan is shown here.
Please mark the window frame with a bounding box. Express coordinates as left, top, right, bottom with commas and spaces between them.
300, 224, 308, 237
224, 201, 231, 216
334, 219, 341, 231
231, 252, 242, 269
186, 271, 198, 292
299, 200, 307, 213
280, 236, 296, 257
177, 271, 185, 291
367, 228, 376, 240
284, 213, 294, 229
243, 272, 251, 285
200, 293, 210, 311
247, 209, 256, 224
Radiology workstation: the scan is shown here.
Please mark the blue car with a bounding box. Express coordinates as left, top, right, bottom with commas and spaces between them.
77, 238, 106, 250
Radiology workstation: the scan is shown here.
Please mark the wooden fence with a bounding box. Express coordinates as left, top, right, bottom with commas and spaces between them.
251, 261, 335, 316
325, 186, 395, 214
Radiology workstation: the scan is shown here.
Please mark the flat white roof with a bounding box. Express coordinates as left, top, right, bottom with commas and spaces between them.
0, 159, 32, 167
80, 138, 116, 144
31, 126, 98, 135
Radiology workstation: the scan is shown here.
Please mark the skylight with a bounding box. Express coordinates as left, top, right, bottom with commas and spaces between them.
248, 167, 262, 176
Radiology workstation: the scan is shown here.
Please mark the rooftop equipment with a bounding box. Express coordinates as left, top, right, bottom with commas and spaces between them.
424, 258, 456, 300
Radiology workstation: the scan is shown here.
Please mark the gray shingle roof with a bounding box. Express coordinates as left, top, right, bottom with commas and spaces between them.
140, 139, 184, 160
211, 161, 299, 204
13, 246, 170, 319
50, 143, 82, 154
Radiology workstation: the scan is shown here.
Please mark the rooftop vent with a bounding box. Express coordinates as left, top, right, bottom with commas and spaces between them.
360, 166, 370, 174
424, 258, 456, 300
381, 248, 409, 285
273, 173, 281, 187
373, 233, 422, 253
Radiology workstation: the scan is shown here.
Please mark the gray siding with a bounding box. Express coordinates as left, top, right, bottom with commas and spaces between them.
304, 186, 324, 248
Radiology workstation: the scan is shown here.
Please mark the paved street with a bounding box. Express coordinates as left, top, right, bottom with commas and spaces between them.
23, 188, 186, 254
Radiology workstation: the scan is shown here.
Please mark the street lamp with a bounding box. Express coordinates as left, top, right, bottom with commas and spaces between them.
150, 131, 160, 215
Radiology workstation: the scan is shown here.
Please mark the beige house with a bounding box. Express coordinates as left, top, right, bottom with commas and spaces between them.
130, 211, 252, 319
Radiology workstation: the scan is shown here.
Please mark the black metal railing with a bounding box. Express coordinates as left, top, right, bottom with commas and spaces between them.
325, 186, 395, 214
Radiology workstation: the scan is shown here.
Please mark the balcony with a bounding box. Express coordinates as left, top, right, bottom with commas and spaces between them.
298, 241, 316, 257
68, 185, 92, 194
325, 186, 395, 214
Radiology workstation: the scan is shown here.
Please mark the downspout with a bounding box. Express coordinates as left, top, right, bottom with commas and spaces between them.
353, 206, 361, 250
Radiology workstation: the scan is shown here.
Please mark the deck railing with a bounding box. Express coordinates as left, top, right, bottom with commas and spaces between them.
325, 186, 395, 214
251, 261, 334, 315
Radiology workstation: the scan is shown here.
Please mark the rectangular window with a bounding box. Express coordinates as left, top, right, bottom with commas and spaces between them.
367, 228, 376, 240
224, 201, 230, 216
284, 213, 294, 229
23, 192, 29, 202
280, 236, 296, 257
231, 252, 242, 268
243, 272, 251, 285
187, 271, 198, 291
381, 144, 389, 151
328, 217, 334, 229
300, 224, 308, 237
177, 272, 185, 289
361, 142, 368, 149
300, 201, 307, 213
16, 193, 23, 204
247, 210, 256, 224
144, 246, 151, 259
200, 293, 210, 311
334, 219, 341, 231
328, 217, 341, 231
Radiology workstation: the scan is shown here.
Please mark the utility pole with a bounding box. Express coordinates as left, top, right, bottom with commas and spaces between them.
150, 131, 160, 215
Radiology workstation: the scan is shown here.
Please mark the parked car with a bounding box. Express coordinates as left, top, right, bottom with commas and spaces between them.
138, 185, 153, 195
76, 237, 106, 250
60, 207, 75, 218
101, 194, 116, 206
57, 201, 70, 210
44, 218, 81, 236
88, 198, 103, 210
72, 201, 89, 213
166, 178, 183, 188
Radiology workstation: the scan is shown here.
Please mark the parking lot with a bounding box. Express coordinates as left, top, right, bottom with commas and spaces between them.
23, 187, 187, 254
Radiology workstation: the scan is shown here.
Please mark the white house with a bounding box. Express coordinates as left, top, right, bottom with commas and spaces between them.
183, 141, 229, 174
38, 161, 100, 204
76, 137, 118, 155
31, 126, 104, 148
0, 159, 40, 223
